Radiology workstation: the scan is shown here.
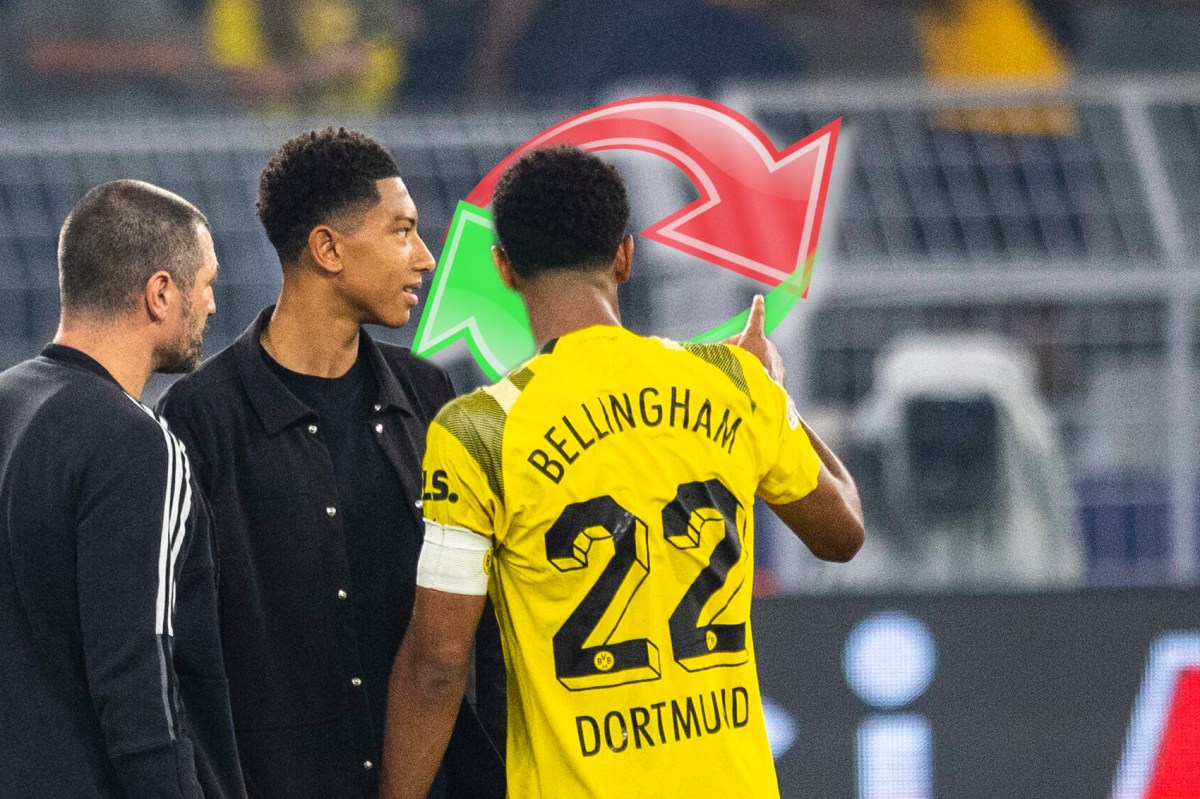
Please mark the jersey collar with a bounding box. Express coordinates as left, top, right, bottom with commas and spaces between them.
39, 343, 122, 388
540, 324, 633, 355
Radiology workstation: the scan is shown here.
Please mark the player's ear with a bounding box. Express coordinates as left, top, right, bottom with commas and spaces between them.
144, 270, 173, 323
307, 224, 344, 276
493, 246, 518, 289
613, 234, 634, 284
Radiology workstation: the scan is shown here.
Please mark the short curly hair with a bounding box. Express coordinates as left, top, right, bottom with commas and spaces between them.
257, 128, 400, 264
492, 146, 630, 277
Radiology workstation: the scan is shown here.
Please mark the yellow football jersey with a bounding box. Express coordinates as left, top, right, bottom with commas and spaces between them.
421, 325, 821, 798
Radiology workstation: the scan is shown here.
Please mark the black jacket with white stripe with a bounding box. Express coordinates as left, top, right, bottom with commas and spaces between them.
0, 344, 246, 799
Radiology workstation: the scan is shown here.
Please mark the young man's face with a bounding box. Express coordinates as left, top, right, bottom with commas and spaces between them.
336, 177, 435, 328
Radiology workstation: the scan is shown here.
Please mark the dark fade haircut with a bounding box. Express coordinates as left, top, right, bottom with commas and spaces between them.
257, 127, 401, 264
58, 179, 209, 318
492, 145, 630, 277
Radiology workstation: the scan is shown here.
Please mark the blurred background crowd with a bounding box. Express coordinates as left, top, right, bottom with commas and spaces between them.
4, 0, 1200, 117
1, 0, 1199, 598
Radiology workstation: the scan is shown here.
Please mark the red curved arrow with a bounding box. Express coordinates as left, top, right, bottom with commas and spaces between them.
1144, 667, 1200, 797
463, 96, 841, 289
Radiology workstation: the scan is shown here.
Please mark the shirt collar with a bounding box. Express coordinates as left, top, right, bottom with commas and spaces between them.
360, 329, 417, 417
233, 307, 415, 436
541, 324, 633, 354
40, 343, 122, 388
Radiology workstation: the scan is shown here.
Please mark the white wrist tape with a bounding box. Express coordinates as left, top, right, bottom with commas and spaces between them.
416, 518, 491, 596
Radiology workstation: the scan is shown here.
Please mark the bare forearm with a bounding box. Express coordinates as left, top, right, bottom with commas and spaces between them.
801, 419, 861, 509
380, 642, 470, 799
769, 421, 865, 561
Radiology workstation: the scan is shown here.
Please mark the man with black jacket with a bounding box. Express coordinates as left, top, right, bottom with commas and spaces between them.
0, 180, 244, 798
158, 129, 505, 798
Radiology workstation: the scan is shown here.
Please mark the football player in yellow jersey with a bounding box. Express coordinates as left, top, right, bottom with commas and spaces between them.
381, 146, 864, 799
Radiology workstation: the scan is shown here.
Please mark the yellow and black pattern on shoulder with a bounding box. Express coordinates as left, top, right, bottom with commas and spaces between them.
434, 390, 508, 503
508, 365, 535, 392
680, 342, 757, 411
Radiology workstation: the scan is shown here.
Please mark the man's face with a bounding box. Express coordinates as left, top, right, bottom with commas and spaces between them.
335, 177, 435, 328
158, 223, 218, 374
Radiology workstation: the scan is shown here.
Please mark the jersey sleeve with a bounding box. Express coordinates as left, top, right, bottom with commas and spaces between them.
734, 348, 822, 505
75, 412, 205, 799
422, 416, 502, 542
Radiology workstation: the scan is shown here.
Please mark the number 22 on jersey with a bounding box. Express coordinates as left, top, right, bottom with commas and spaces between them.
545, 477, 749, 691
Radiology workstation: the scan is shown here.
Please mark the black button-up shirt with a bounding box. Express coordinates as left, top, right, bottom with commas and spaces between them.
158, 309, 504, 799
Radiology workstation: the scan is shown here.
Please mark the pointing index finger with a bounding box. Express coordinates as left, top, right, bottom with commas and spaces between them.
743, 294, 767, 337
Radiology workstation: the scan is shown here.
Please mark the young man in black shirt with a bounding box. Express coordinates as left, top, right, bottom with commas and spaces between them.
158, 128, 504, 799
0, 180, 243, 798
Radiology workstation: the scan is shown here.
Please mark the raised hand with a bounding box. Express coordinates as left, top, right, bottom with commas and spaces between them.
723, 295, 785, 384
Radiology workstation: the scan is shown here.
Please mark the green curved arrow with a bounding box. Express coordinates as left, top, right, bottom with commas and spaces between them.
414, 201, 814, 380
414, 202, 535, 380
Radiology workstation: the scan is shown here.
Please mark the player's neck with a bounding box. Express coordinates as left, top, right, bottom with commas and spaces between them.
522, 272, 623, 349
54, 320, 155, 399
263, 284, 360, 378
